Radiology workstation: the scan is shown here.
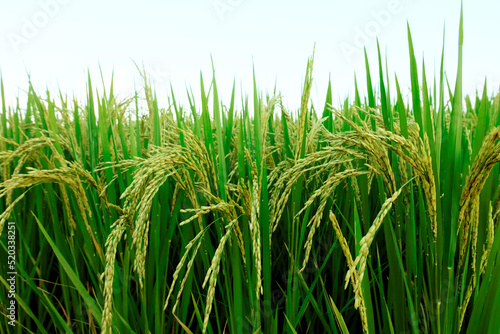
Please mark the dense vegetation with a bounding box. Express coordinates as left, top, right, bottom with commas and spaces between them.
1, 13, 499, 334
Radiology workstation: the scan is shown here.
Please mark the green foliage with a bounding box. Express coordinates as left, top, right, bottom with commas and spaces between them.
1, 17, 500, 334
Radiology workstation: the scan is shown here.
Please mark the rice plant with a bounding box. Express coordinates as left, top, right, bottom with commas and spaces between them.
1, 11, 499, 334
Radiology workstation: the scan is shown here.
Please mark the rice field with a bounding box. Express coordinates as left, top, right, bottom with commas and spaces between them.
1, 14, 500, 334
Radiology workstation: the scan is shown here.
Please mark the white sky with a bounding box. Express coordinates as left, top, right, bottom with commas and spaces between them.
1, 0, 499, 113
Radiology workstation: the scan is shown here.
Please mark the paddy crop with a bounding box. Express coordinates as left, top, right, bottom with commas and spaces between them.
1, 11, 500, 334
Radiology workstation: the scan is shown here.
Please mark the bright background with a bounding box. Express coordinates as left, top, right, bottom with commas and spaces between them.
1, 0, 499, 112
